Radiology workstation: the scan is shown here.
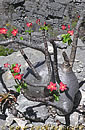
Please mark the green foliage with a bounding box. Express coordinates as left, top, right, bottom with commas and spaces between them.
5, 23, 17, 38
39, 25, 49, 31
23, 83, 27, 88
25, 29, 33, 35
15, 82, 27, 93
11, 64, 16, 69
61, 33, 72, 45
16, 85, 22, 93
53, 94, 59, 101
6, 28, 13, 38
20, 36, 24, 40
0, 45, 14, 56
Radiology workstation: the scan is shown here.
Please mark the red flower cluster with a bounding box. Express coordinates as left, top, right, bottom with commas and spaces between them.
61, 24, 74, 36
0, 27, 18, 36
47, 81, 67, 93
0, 28, 8, 34
47, 82, 57, 92
67, 30, 74, 36
11, 64, 23, 80
61, 25, 70, 30
59, 82, 67, 91
4, 63, 23, 80
11, 29, 18, 36
26, 22, 32, 27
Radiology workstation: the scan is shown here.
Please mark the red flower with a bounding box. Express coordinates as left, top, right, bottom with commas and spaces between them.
4, 63, 10, 68
44, 22, 46, 25
36, 19, 40, 24
0, 28, 8, 34
14, 74, 23, 80
78, 15, 80, 19
11, 29, 18, 36
68, 25, 70, 29
67, 30, 74, 35
26, 23, 32, 27
12, 66, 20, 73
12, 64, 21, 73
59, 82, 67, 91
61, 25, 66, 30
47, 82, 57, 92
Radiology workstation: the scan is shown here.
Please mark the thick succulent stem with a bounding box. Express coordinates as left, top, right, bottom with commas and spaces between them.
0, 39, 46, 54
62, 51, 70, 68
70, 10, 85, 68
0, 68, 9, 92
21, 89, 68, 113
19, 49, 41, 80
21, 89, 53, 102
42, 30, 52, 82
50, 40, 61, 84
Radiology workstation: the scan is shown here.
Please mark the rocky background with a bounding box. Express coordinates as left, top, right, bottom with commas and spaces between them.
0, 0, 85, 129
0, 0, 85, 33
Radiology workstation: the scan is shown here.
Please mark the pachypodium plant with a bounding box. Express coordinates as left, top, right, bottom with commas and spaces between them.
4, 63, 27, 93
0, 13, 80, 102
0, 19, 73, 101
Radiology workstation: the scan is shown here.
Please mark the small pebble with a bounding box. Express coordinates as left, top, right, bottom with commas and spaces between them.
75, 59, 80, 62
79, 64, 83, 68
76, 68, 81, 73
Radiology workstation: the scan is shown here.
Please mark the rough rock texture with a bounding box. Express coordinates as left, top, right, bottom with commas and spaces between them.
0, 0, 85, 33
0, 0, 85, 128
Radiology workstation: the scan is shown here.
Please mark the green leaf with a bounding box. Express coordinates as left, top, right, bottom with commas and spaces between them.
20, 36, 23, 40
5, 48, 9, 51
12, 72, 19, 76
39, 26, 44, 31
23, 83, 27, 88
25, 29, 33, 35
55, 96, 59, 101
44, 26, 48, 31
11, 69, 14, 73
68, 39, 72, 45
25, 30, 29, 33
53, 94, 59, 101
16, 86, 21, 93
61, 33, 72, 45
6, 28, 13, 38
8, 49, 14, 55
16, 85, 22, 93
61, 34, 66, 37
11, 64, 16, 69
49, 90, 52, 94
